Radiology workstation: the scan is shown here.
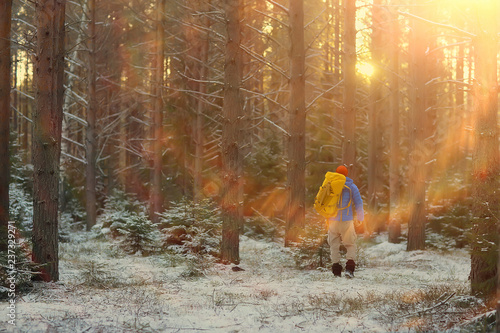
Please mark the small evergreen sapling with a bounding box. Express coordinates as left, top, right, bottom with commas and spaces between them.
8, 182, 33, 235
117, 214, 160, 256
291, 215, 331, 270
159, 199, 222, 258
0, 234, 39, 299
93, 189, 160, 256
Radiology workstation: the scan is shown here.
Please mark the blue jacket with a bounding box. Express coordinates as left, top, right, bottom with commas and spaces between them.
329, 177, 364, 222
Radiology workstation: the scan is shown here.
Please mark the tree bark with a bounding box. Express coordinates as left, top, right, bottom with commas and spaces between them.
342, 0, 357, 176
334, 0, 341, 83
469, 0, 499, 298
193, 2, 210, 204
367, 0, 385, 234
32, 0, 66, 282
61, 6, 87, 212
285, 0, 306, 247
86, 0, 97, 231
150, 0, 165, 223
21, 65, 30, 164
0, 0, 12, 251
220, 0, 242, 264
407, 1, 427, 251
388, 9, 401, 244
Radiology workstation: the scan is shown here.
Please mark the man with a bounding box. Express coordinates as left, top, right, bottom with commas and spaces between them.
328, 165, 364, 278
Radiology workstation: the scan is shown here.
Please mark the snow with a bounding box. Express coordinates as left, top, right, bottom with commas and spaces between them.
1, 233, 487, 333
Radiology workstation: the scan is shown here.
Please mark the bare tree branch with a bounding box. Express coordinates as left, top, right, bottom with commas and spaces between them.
398, 11, 475, 38
267, 0, 289, 14
240, 44, 289, 79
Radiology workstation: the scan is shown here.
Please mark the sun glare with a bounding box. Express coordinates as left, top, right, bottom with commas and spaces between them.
357, 62, 374, 77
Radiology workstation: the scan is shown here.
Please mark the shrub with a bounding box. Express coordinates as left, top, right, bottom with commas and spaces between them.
93, 189, 160, 256
116, 214, 161, 256
0, 237, 39, 300
159, 198, 221, 258
78, 260, 119, 288
9, 182, 33, 235
59, 198, 86, 242
243, 215, 280, 241
291, 215, 331, 270
427, 198, 473, 249
99, 189, 145, 228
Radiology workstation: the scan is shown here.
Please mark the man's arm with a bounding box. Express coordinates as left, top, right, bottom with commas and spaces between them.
351, 183, 364, 221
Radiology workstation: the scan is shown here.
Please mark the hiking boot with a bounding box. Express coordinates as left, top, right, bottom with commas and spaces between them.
332, 262, 342, 277
345, 260, 355, 278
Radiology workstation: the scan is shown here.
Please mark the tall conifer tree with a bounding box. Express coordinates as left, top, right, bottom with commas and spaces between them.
32, 0, 66, 281
221, 0, 243, 264
469, 0, 499, 298
285, 0, 306, 246
0, 0, 12, 251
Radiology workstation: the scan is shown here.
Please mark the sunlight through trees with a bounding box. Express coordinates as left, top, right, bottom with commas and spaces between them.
2, 0, 499, 315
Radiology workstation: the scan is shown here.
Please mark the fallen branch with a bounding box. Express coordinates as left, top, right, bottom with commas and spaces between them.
402, 292, 456, 318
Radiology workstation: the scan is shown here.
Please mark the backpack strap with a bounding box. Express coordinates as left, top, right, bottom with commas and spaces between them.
337, 186, 352, 218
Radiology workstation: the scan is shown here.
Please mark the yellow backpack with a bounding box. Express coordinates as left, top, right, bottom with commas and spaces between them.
313, 172, 351, 219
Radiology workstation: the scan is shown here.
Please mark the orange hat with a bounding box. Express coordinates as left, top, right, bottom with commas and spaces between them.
336, 165, 348, 177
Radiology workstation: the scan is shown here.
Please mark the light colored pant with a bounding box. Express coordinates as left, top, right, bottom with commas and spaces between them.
328, 220, 356, 263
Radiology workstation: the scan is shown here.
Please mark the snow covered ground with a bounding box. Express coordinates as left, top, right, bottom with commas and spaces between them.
1, 233, 491, 332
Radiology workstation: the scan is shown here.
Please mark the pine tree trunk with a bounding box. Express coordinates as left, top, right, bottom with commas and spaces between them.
322, 0, 333, 92
285, 0, 306, 247
332, 0, 342, 140
12, 52, 17, 147
86, 0, 97, 231
220, 0, 242, 264
255, 0, 265, 121
0, 0, 12, 251
497, 224, 500, 333
32, 0, 66, 282
388, 9, 401, 244
193, 3, 209, 204
61, 6, 87, 211
21, 62, 30, 164
470, 0, 499, 298
150, 0, 165, 223
407, 1, 427, 251
119, 97, 128, 187
334, 0, 341, 84
453, 30, 464, 169
342, 0, 357, 175
367, 0, 385, 234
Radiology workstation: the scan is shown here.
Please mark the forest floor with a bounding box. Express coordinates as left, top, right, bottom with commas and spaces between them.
1, 231, 496, 333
